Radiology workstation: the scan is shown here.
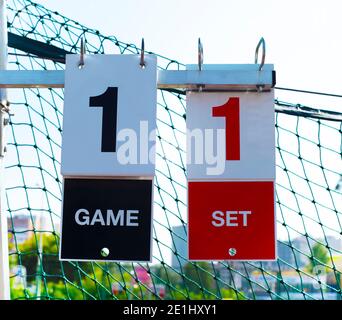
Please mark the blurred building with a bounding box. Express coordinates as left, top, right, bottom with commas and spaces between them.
7, 213, 36, 244
170, 230, 342, 272
171, 225, 188, 270
169, 227, 342, 297
7, 212, 58, 245
326, 235, 342, 253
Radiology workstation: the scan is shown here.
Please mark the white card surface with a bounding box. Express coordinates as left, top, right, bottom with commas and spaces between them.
186, 91, 275, 180
61, 54, 157, 177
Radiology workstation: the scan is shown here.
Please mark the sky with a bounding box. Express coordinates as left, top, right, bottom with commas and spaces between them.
32, 0, 342, 106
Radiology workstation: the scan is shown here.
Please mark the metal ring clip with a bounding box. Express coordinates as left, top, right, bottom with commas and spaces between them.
198, 38, 203, 71
78, 38, 85, 69
140, 38, 145, 68
254, 37, 266, 71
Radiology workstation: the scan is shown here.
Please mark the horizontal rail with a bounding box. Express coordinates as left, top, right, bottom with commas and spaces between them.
274, 100, 342, 122
0, 70, 64, 88
0, 69, 341, 121
0, 69, 275, 91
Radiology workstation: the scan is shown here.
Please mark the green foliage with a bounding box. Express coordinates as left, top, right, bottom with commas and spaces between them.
10, 286, 31, 300
183, 262, 215, 295
45, 281, 84, 300
152, 265, 181, 284
10, 229, 244, 300
307, 243, 330, 274
220, 288, 245, 300
9, 278, 31, 300
14, 233, 93, 284
171, 287, 207, 300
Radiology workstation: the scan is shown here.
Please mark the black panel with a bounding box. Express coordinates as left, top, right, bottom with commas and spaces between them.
60, 178, 153, 261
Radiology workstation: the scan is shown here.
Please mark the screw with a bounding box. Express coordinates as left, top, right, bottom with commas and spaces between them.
3, 118, 9, 126
228, 248, 237, 256
100, 247, 109, 257
257, 85, 264, 92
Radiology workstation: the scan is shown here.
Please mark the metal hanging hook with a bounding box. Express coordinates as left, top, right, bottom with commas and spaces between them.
78, 37, 85, 68
140, 38, 145, 68
254, 37, 266, 71
198, 38, 203, 71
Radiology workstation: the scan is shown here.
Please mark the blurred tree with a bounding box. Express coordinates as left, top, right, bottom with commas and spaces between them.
16, 233, 93, 283
183, 262, 214, 295
151, 264, 183, 298
307, 243, 330, 274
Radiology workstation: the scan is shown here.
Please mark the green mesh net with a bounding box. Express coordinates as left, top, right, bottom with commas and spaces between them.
3, 0, 342, 300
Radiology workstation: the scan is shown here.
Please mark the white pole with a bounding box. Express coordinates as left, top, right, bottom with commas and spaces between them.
0, 0, 10, 300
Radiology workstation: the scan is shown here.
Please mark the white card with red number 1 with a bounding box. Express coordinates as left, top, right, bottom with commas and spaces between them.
186, 91, 275, 181
186, 64, 276, 261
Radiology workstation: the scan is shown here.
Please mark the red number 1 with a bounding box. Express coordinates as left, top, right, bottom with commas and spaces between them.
212, 97, 240, 161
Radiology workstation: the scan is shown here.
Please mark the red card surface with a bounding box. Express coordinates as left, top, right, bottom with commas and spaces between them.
188, 181, 276, 260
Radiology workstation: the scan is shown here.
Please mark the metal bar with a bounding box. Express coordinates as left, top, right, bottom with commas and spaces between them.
0, 0, 10, 300
8, 32, 69, 63
158, 70, 274, 91
0, 70, 64, 88
0, 70, 340, 119
275, 86, 342, 99
0, 69, 274, 91
275, 100, 342, 122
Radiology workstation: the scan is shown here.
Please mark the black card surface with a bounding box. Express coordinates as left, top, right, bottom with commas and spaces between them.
60, 178, 153, 261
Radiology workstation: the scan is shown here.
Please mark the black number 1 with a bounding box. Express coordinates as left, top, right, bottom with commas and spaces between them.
89, 87, 118, 152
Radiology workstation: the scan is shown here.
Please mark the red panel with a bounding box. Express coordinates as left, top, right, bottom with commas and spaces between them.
188, 181, 276, 260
